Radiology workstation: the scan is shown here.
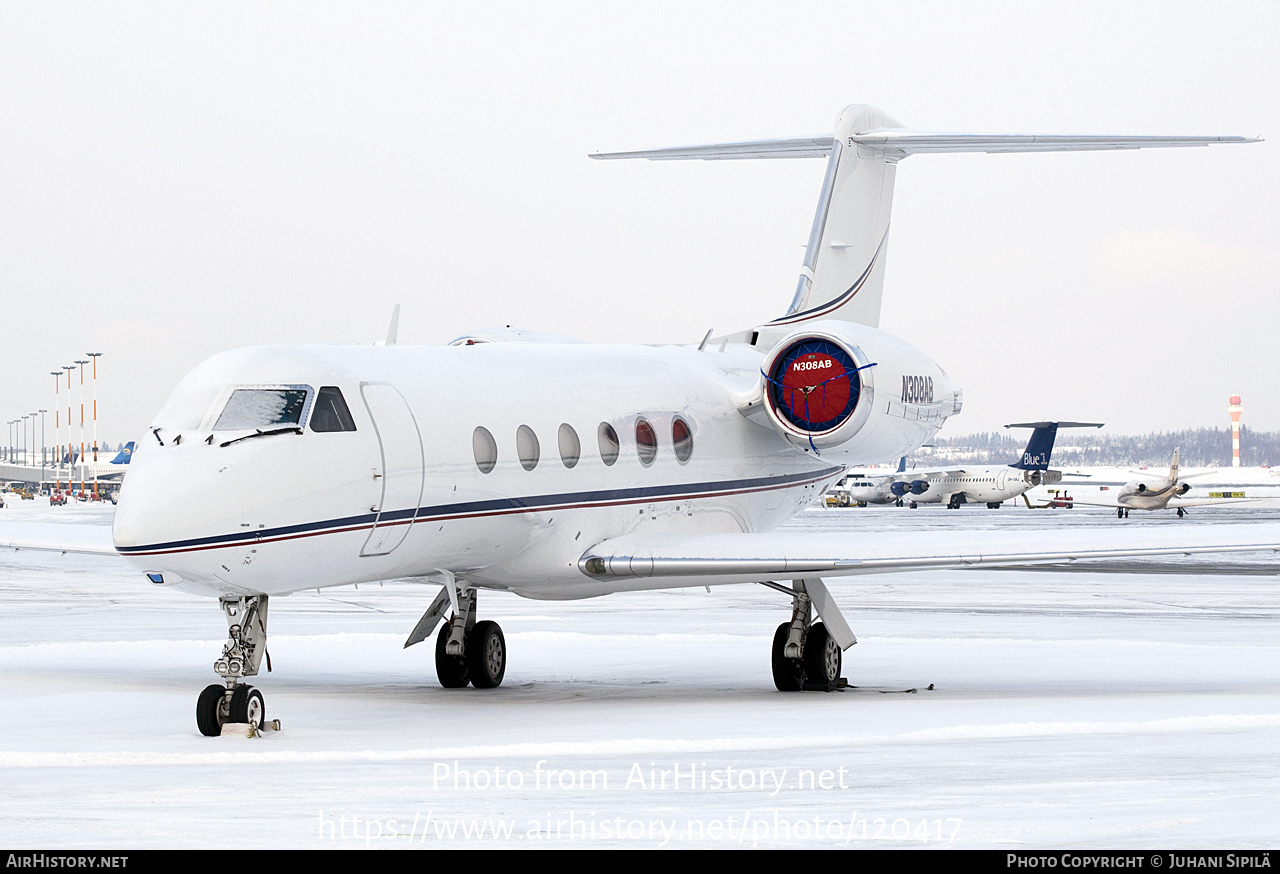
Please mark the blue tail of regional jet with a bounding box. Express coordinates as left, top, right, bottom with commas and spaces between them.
1006, 422, 1103, 471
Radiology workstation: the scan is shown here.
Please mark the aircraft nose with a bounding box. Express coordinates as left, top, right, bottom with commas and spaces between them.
113, 448, 244, 555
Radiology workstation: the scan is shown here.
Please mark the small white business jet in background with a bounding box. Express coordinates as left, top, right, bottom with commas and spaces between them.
1070, 448, 1248, 518
3, 105, 1272, 734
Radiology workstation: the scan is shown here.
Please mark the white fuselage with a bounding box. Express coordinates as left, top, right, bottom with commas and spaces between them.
908, 466, 1033, 506
1116, 475, 1186, 511
837, 475, 900, 504
113, 331, 955, 600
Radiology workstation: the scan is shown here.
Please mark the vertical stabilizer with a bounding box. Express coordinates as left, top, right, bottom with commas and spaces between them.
1170, 448, 1181, 480
1006, 421, 1103, 470
1010, 424, 1060, 471
769, 105, 905, 330
589, 109, 1256, 340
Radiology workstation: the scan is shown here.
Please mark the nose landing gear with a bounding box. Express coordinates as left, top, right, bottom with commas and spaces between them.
197, 595, 270, 737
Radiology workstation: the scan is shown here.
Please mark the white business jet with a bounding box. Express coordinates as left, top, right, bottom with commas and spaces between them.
1072, 448, 1242, 518
3, 105, 1272, 735
891, 421, 1103, 509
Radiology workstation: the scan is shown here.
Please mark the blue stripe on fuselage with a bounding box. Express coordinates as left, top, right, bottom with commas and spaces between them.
117, 465, 844, 555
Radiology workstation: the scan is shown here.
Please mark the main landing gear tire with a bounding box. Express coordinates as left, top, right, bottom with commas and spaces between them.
771, 622, 804, 692
230, 685, 265, 729
1177, 507, 1186, 518
435, 624, 470, 688
196, 684, 228, 737
803, 622, 841, 687
466, 620, 507, 689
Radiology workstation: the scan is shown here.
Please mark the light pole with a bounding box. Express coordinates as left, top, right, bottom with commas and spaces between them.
74, 360, 87, 496
51, 372, 63, 493
62, 366, 75, 490
87, 352, 102, 498
39, 409, 47, 493
28, 413, 37, 486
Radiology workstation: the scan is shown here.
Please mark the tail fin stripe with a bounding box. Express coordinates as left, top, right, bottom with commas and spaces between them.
767, 228, 889, 327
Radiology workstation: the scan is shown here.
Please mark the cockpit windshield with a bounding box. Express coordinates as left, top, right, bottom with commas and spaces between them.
214, 388, 310, 431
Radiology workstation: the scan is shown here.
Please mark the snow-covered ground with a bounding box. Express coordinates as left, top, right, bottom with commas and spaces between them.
2, 499, 1279, 848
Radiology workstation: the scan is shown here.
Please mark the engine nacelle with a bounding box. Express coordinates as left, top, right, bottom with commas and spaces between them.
759, 320, 961, 460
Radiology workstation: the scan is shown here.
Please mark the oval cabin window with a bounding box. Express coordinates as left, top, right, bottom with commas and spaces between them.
558, 423, 581, 469
635, 418, 657, 466
517, 425, 540, 471
598, 423, 620, 466
672, 416, 693, 463
473, 427, 497, 474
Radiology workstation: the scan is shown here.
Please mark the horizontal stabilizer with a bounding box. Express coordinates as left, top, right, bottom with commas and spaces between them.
591, 133, 1258, 162
849, 131, 1260, 155
591, 137, 835, 161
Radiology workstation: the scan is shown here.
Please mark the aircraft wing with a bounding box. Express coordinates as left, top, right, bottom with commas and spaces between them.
864, 467, 962, 480
1058, 496, 1259, 510
887, 468, 966, 482
1040, 497, 1121, 509
0, 522, 117, 556
1169, 497, 1259, 508
578, 523, 1280, 585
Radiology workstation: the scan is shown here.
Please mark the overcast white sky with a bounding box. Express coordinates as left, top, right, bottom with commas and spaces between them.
1, 2, 1276, 449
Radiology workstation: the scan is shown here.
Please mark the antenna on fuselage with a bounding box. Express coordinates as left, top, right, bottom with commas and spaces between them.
385, 304, 401, 346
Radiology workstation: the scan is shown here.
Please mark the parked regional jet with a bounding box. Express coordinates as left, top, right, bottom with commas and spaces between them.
828, 457, 907, 506
890, 422, 1103, 509
2, 104, 1272, 736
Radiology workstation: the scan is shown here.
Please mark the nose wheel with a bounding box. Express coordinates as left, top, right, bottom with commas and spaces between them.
197, 683, 266, 737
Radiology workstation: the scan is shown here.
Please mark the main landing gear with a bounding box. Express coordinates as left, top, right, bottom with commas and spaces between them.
197, 595, 270, 737
1118, 508, 1130, 519
434, 588, 507, 689
766, 580, 851, 692
405, 577, 507, 689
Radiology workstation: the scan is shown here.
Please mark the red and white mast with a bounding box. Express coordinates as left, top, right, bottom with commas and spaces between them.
1228, 395, 1243, 468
